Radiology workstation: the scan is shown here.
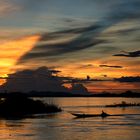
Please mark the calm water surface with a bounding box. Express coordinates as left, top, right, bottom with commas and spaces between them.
0, 97, 140, 140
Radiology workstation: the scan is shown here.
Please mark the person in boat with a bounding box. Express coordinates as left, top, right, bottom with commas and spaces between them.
101, 110, 109, 117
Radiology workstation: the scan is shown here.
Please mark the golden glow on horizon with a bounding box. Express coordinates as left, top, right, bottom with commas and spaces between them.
57, 58, 140, 92
0, 35, 40, 85
58, 59, 140, 80
0, 34, 139, 91
86, 81, 140, 93
1, 74, 8, 78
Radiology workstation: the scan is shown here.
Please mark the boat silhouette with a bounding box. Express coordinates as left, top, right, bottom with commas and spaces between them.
70, 111, 129, 118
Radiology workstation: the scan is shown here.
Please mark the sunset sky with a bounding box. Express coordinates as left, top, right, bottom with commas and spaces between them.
0, 0, 140, 93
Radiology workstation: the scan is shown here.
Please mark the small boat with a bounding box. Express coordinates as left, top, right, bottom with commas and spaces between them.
71, 111, 140, 118
71, 111, 109, 118
71, 113, 101, 118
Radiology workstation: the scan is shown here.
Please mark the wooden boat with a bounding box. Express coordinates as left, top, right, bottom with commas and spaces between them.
71, 112, 133, 118
71, 112, 109, 118
71, 112, 140, 118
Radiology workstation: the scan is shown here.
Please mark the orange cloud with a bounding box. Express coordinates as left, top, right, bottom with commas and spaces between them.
0, 35, 40, 84
56, 57, 140, 81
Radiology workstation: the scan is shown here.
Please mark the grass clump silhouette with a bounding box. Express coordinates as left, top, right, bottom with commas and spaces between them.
105, 101, 140, 107
0, 93, 61, 118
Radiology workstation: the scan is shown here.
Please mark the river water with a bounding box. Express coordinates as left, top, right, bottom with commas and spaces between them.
0, 97, 140, 140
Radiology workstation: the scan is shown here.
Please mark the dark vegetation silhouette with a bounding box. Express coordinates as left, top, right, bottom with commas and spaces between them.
114, 76, 140, 82
105, 101, 140, 107
0, 90, 140, 97
0, 93, 61, 119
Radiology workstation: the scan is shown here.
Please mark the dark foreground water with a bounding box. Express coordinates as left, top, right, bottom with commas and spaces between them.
0, 97, 140, 140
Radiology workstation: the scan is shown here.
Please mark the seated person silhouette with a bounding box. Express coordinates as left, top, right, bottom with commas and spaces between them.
101, 110, 109, 117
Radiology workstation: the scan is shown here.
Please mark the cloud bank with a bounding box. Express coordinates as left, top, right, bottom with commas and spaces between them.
0, 67, 67, 92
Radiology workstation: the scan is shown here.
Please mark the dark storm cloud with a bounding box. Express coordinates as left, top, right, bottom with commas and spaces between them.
0, 66, 90, 94
99, 65, 123, 69
17, 0, 140, 64
0, 66, 67, 92
114, 76, 140, 82
113, 50, 140, 57
17, 22, 106, 63
19, 39, 105, 61
40, 24, 100, 41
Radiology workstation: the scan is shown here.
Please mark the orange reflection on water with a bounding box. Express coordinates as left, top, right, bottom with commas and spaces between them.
0, 97, 139, 140
0, 119, 35, 140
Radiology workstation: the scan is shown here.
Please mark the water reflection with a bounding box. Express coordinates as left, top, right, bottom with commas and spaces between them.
0, 119, 34, 140
0, 98, 140, 140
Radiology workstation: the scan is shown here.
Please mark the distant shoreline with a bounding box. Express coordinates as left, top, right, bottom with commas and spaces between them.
0, 90, 140, 98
